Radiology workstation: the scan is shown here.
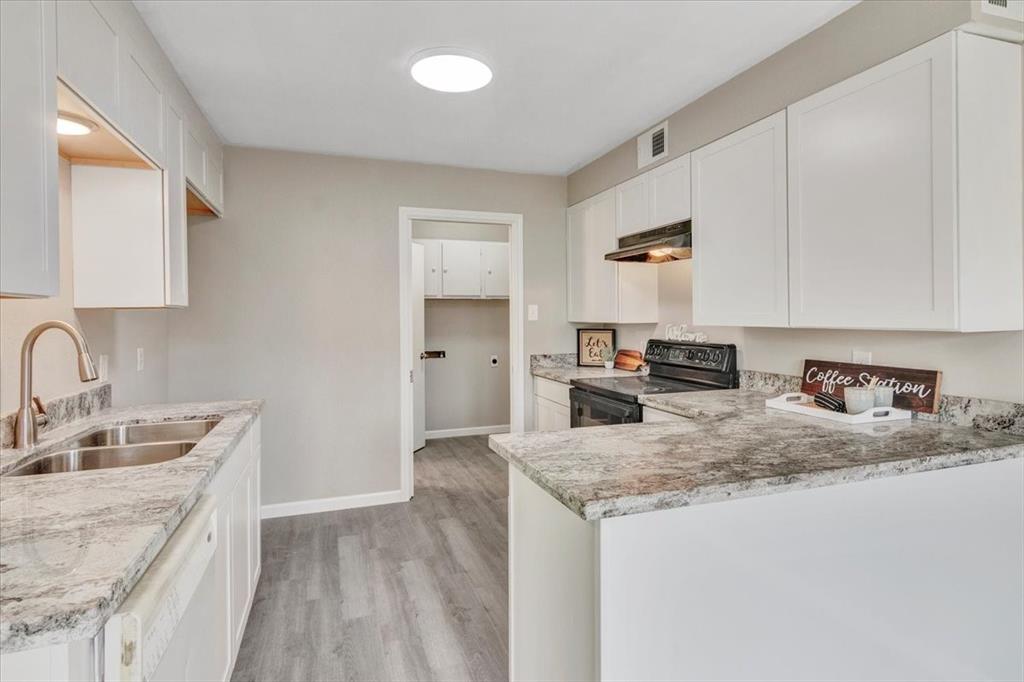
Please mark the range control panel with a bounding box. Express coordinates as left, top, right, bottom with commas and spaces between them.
644, 340, 737, 373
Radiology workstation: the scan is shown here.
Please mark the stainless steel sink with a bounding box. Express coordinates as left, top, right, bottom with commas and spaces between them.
63, 419, 221, 449
5, 441, 198, 477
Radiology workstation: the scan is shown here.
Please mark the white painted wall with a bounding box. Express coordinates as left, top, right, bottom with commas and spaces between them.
0, 158, 169, 414
166, 146, 571, 507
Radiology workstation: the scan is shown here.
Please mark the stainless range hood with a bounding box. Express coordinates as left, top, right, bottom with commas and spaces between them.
605, 221, 692, 263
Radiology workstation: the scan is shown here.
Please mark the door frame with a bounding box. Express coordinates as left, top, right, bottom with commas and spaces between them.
398, 206, 525, 500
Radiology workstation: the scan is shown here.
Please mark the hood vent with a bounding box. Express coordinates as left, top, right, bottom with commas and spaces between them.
605, 221, 692, 263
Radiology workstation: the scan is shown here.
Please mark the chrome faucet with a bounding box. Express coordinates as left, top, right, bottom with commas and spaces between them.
15, 320, 99, 449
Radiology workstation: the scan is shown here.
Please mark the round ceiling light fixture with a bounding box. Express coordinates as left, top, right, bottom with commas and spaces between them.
56, 112, 97, 136
410, 48, 492, 93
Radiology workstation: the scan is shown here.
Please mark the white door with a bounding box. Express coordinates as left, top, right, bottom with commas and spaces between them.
1, 0, 58, 298
567, 189, 618, 322
648, 153, 691, 227
535, 397, 570, 432
787, 33, 956, 330
482, 242, 510, 297
412, 243, 426, 451
442, 240, 482, 296
119, 41, 165, 166
692, 110, 789, 327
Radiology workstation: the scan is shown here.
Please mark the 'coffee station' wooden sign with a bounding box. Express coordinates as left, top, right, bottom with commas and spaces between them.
801, 360, 943, 413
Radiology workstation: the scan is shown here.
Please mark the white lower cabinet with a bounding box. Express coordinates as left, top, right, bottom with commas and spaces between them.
533, 377, 571, 431
691, 111, 789, 327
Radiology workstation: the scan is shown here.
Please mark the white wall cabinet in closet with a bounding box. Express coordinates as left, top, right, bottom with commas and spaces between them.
691, 111, 789, 327
416, 239, 509, 299
0, 0, 59, 298
442, 240, 487, 296
419, 239, 443, 296
787, 31, 1022, 331
482, 242, 510, 297
568, 188, 658, 323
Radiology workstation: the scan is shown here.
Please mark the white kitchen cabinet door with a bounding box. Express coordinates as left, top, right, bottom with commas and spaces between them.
248, 456, 261, 594
442, 240, 483, 297
229, 464, 252, 656
535, 396, 570, 432
119, 40, 164, 167
567, 189, 618, 323
616, 174, 649, 238
1, 0, 59, 298
164, 102, 188, 307
416, 239, 442, 297
72, 165, 166, 308
184, 125, 206, 192
788, 34, 956, 330
648, 153, 691, 227
692, 111, 789, 327
56, 0, 118, 119
482, 242, 510, 297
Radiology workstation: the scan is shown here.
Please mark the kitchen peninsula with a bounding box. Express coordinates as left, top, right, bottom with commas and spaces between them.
490, 389, 1024, 681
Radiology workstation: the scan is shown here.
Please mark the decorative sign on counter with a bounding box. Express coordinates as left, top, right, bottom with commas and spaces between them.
577, 328, 616, 367
801, 360, 942, 413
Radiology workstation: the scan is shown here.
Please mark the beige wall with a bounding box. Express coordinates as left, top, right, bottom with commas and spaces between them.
0, 159, 169, 415
424, 299, 510, 432
166, 146, 570, 506
568, 0, 973, 204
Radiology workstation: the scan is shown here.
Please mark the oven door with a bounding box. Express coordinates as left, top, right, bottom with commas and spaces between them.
570, 388, 641, 428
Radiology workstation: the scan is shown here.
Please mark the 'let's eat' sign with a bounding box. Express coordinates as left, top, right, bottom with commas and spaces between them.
801, 359, 943, 413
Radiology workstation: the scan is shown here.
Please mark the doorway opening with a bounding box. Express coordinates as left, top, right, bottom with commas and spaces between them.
398, 207, 524, 500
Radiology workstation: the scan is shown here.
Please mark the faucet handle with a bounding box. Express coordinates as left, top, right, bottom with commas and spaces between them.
31, 396, 49, 428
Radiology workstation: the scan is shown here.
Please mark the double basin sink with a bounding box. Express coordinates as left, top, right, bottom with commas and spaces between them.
5, 419, 221, 477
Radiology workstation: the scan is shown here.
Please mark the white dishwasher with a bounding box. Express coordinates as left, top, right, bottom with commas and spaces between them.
104, 497, 219, 682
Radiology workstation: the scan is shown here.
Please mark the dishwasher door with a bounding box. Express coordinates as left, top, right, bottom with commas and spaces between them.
104, 497, 218, 682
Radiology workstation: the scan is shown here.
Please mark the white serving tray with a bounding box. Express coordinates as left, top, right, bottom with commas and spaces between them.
766, 392, 912, 424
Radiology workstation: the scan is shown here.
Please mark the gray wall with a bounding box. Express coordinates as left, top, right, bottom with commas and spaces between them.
166, 146, 570, 506
424, 299, 510, 432
0, 159, 169, 414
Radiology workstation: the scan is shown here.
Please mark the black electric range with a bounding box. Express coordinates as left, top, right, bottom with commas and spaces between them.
569, 340, 738, 428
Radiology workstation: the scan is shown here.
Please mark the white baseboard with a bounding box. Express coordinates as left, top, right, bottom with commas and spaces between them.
425, 424, 510, 439
261, 489, 408, 519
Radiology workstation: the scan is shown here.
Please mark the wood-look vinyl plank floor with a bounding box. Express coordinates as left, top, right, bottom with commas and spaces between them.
231, 436, 508, 682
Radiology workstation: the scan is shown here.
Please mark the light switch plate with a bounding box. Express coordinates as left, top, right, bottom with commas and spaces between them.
527, 304, 538, 321
137, 347, 145, 372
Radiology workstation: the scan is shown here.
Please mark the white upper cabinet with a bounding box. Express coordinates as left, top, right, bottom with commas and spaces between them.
206, 149, 224, 212
165, 101, 188, 307
614, 153, 691, 239
417, 239, 442, 297
185, 125, 206, 189
616, 175, 649, 238
442, 240, 484, 296
1, 0, 58, 298
56, 0, 118, 119
119, 39, 164, 166
482, 242, 510, 297
692, 111, 788, 327
787, 31, 1022, 331
648, 154, 691, 229
567, 189, 619, 322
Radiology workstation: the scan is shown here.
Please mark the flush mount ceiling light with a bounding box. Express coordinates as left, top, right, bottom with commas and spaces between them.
410, 48, 492, 93
56, 112, 97, 136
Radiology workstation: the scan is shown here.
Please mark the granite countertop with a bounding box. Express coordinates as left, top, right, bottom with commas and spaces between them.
0, 400, 262, 653
490, 389, 1024, 521
531, 365, 639, 384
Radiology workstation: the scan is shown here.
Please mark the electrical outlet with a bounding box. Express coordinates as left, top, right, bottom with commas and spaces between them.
136, 347, 145, 372
490, 355, 499, 367
852, 350, 872, 365
527, 304, 539, 321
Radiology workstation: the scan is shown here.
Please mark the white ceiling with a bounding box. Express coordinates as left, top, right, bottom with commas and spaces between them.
135, 0, 857, 175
